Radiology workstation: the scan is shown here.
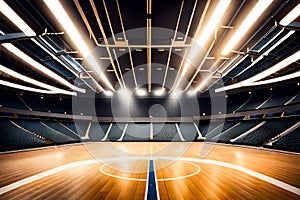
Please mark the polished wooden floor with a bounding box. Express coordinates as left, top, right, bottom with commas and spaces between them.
0, 142, 299, 199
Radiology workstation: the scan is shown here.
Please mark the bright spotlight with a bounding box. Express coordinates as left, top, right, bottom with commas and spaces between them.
154, 88, 165, 96
187, 90, 195, 96
171, 89, 183, 98
136, 88, 147, 96
104, 91, 113, 96
118, 88, 130, 96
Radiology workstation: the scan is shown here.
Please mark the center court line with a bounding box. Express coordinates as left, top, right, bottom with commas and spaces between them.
145, 160, 160, 200
0, 156, 299, 196
99, 161, 200, 182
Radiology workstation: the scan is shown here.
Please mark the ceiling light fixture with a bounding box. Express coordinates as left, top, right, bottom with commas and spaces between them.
279, 3, 300, 26
196, 0, 231, 47
136, 88, 147, 96
0, 80, 76, 95
44, 0, 114, 92
104, 90, 113, 96
215, 49, 300, 92
0, 0, 36, 36
234, 30, 295, 77
0, 64, 76, 95
154, 88, 165, 96
247, 71, 300, 87
44, 0, 89, 58
2, 43, 85, 93
0, 2, 86, 92
221, 0, 273, 55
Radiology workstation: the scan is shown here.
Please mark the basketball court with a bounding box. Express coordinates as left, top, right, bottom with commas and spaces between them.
0, 143, 299, 199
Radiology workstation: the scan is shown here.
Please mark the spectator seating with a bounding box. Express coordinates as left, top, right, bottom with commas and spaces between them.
0, 119, 45, 151
89, 123, 110, 141
273, 126, 300, 152
178, 123, 198, 141
123, 123, 150, 141
199, 121, 224, 137
205, 122, 237, 140
15, 120, 75, 144
215, 121, 260, 143
234, 118, 298, 146
63, 120, 90, 137
226, 92, 250, 113
44, 121, 80, 141
0, 91, 27, 110
107, 123, 125, 141
153, 123, 180, 141
20, 94, 49, 112
260, 87, 297, 109
237, 91, 273, 111
289, 91, 300, 105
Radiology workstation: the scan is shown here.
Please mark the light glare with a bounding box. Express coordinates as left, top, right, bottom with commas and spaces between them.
197, 0, 231, 47
44, 0, 90, 58
136, 88, 147, 96
279, 3, 300, 26
0, 0, 36, 36
221, 0, 273, 55
154, 88, 165, 96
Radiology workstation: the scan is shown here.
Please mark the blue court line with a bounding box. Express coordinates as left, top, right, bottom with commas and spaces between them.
146, 160, 159, 200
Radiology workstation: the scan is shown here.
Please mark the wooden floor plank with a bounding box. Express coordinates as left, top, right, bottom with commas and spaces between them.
0, 142, 299, 199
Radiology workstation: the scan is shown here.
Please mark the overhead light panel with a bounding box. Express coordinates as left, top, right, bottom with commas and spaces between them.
44, 0, 90, 58
0, 0, 36, 36
136, 88, 147, 96
249, 72, 300, 86
216, 49, 300, 92
44, 0, 114, 92
104, 90, 113, 96
196, 0, 231, 47
0, 80, 76, 95
0, 64, 76, 95
221, 0, 273, 55
2, 43, 85, 93
154, 88, 165, 96
279, 3, 300, 26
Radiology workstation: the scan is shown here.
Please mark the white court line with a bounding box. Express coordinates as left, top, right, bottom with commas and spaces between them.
0, 156, 299, 196
0, 160, 97, 196
153, 160, 160, 200
99, 161, 200, 182
144, 159, 150, 200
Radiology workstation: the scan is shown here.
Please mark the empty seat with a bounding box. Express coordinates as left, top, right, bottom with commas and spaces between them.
273, 126, 300, 152
0, 119, 45, 151
123, 123, 150, 141
216, 121, 259, 143
178, 123, 198, 141
237, 91, 272, 112
205, 122, 237, 140
89, 123, 110, 141
235, 119, 298, 146
153, 123, 180, 141
44, 121, 80, 141
15, 120, 75, 144
63, 120, 89, 137
108, 123, 125, 141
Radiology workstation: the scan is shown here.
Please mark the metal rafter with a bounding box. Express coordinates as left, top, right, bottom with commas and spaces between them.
116, 0, 138, 88
169, 0, 199, 92
89, 0, 122, 90
162, 0, 184, 89
146, 0, 152, 92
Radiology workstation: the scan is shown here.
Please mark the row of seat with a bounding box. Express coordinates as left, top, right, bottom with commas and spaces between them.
1, 119, 299, 152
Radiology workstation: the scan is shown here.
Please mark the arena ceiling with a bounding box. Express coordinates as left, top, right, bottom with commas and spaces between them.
0, 0, 299, 97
